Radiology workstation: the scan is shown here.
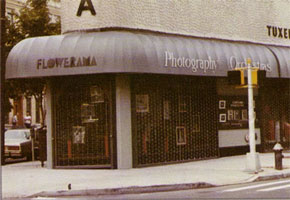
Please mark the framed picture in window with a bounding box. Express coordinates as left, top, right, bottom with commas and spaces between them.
81, 103, 97, 123
136, 94, 149, 113
176, 126, 186, 145
219, 113, 227, 122
72, 126, 85, 144
219, 100, 226, 109
90, 86, 104, 103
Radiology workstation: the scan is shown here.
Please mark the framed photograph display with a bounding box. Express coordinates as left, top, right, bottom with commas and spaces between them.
219, 113, 227, 122
81, 103, 98, 123
73, 126, 85, 144
136, 94, 149, 113
90, 86, 104, 103
219, 100, 226, 109
219, 96, 258, 130
176, 126, 186, 145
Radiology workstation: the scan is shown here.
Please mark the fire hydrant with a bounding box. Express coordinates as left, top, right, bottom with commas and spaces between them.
273, 143, 284, 170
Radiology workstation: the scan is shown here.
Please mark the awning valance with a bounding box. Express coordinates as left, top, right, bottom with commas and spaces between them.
6, 31, 289, 79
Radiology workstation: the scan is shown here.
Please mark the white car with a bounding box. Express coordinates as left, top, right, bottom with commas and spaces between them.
5, 129, 32, 160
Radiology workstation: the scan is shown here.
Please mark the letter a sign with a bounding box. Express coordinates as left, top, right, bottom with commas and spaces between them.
77, 0, 96, 16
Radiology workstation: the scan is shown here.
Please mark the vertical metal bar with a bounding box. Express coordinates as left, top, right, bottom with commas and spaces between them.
0, 0, 6, 166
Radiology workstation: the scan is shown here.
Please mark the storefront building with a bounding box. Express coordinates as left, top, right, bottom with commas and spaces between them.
6, 0, 290, 169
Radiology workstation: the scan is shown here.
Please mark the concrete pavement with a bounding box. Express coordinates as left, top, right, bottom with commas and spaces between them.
2, 152, 290, 199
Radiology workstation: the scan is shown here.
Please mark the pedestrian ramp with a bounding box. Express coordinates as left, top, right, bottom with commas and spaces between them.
222, 179, 290, 192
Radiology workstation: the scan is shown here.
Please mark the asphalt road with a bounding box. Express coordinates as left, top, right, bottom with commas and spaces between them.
35, 177, 290, 200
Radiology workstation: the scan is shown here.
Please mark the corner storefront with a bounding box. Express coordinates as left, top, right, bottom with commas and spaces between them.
6, 30, 289, 169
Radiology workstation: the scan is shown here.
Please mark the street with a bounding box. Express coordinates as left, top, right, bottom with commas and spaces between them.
29, 178, 290, 200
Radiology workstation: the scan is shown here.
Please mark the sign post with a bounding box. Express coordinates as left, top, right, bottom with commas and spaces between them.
245, 58, 262, 173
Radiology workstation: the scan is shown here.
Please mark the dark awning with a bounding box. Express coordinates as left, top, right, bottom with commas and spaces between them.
6, 31, 288, 79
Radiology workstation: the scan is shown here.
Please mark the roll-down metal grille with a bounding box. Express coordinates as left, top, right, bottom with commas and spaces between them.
53, 76, 114, 168
260, 79, 290, 151
132, 75, 219, 167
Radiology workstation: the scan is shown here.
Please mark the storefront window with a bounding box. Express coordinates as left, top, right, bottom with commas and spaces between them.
218, 96, 258, 130
132, 75, 218, 167
53, 76, 114, 168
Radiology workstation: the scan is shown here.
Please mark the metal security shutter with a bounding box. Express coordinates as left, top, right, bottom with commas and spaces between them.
260, 79, 290, 151
132, 75, 219, 167
53, 76, 115, 168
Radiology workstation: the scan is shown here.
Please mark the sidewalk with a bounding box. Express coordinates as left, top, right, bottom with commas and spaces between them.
2, 152, 290, 199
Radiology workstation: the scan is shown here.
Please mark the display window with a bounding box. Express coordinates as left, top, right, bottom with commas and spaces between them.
218, 96, 259, 130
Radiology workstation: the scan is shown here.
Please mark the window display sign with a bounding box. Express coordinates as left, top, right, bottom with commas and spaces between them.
218, 96, 258, 130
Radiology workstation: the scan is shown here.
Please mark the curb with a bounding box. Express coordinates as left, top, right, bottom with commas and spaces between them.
254, 172, 290, 182
27, 182, 215, 198
27, 171, 290, 198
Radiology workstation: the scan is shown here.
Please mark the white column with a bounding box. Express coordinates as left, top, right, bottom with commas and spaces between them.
45, 81, 53, 169
116, 74, 132, 169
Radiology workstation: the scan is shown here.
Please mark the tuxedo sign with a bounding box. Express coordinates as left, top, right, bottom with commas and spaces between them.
77, 0, 96, 16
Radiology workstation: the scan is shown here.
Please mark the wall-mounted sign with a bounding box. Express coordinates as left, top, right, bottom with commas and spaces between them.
267, 25, 290, 40
77, 0, 96, 16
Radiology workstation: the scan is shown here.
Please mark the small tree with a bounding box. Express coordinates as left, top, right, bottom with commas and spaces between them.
6, 0, 60, 126
17, 0, 60, 38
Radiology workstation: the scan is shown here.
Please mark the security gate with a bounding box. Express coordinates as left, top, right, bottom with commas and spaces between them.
132, 75, 219, 167
260, 79, 290, 151
53, 76, 115, 168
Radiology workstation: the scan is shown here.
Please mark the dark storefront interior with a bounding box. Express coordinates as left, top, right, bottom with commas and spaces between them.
52, 76, 116, 168
49, 73, 289, 168
131, 75, 219, 167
